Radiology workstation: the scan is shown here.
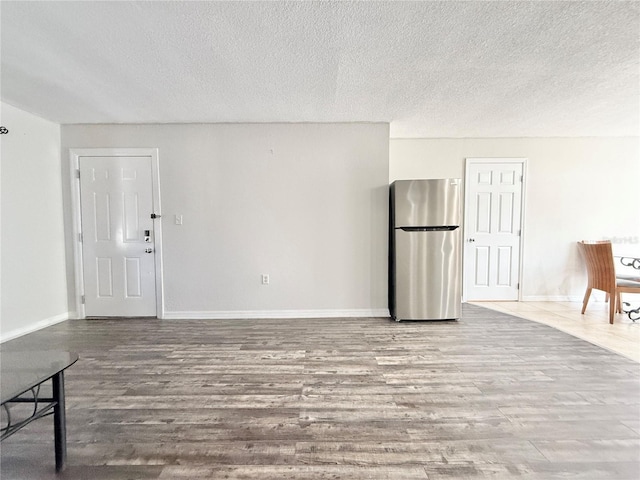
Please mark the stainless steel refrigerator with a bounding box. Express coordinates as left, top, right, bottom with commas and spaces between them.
389, 179, 462, 321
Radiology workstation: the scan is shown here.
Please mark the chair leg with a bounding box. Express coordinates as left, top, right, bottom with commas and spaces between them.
581, 287, 592, 314
609, 293, 616, 324
616, 292, 622, 313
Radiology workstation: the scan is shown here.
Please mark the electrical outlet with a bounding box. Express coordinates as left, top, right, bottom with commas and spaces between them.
261, 274, 269, 285
175, 214, 183, 225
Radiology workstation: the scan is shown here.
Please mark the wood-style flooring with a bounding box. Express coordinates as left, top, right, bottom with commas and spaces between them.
1, 304, 639, 479
473, 300, 640, 362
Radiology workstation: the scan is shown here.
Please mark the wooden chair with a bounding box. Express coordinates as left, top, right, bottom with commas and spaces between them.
577, 240, 640, 324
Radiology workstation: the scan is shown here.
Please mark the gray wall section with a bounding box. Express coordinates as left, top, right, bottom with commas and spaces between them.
1, 103, 68, 339
61, 123, 390, 317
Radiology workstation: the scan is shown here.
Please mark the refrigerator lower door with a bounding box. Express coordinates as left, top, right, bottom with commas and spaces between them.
394, 228, 461, 320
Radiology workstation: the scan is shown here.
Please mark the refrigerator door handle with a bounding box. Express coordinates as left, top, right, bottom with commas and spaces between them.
398, 226, 459, 232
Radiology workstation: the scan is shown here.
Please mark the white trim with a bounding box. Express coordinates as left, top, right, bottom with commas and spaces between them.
163, 309, 391, 320
0, 313, 70, 343
69, 148, 165, 319
462, 157, 528, 302
69, 151, 84, 318
149, 152, 165, 319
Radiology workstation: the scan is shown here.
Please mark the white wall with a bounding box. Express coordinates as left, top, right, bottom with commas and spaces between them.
62, 123, 390, 318
0, 103, 69, 341
390, 137, 640, 300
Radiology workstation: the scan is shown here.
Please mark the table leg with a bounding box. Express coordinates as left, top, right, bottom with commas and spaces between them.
52, 372, 67, 472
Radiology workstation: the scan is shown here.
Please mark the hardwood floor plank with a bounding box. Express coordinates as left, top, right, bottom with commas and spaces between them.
158, 465, 429, 479
407, 419, 638, 441
294, 438, 549, 464
532, 439, 640, 463
424, 461, 640, 480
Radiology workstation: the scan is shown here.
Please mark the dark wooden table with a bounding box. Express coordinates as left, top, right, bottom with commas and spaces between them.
1, 351, 78, 472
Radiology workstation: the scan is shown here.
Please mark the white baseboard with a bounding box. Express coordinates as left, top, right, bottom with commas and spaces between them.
163, 308, 390, 320
0, 312, 70, 343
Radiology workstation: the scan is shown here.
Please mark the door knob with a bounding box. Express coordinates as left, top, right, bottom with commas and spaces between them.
468, 238, 475, 242
145, 248, 153, 253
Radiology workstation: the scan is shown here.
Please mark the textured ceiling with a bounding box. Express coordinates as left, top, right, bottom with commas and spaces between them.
1, 1, 638, 137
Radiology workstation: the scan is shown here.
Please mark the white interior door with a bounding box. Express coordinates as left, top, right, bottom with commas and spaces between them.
79, 156, 157, 317
463, 160, 525, 301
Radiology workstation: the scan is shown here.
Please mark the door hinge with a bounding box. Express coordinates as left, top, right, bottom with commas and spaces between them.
76, 169, 81, 179
78, 232, 83, 242
81, 295, 85, 304
516, 283, 520, 290
520, 175, 523, 182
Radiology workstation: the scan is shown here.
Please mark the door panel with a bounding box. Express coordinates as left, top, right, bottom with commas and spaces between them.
464, 161, 524, 301
93, 193, 112, 240
476, 193, 491, 232
475, 246, 490, 286
96, 258, 113, 297
125, 257, 142, 297
123, 193, 141, 241
80, 156, 156, 317
497, 246, 512, 286
498, 193, 514, 232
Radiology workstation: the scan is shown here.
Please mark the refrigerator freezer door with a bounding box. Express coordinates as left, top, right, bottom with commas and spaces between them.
393, 179, 460, 228
394, 228, 461, 320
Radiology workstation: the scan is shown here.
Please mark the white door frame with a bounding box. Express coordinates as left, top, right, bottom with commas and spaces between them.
463, 157, 527, 302
69, 148, 165, 319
